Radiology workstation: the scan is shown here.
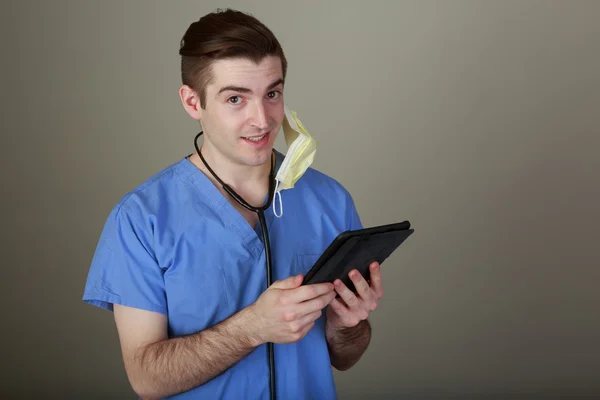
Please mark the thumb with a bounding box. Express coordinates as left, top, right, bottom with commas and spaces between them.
270, 274, 303, 290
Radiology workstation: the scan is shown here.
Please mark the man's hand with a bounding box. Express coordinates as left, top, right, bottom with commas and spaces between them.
249, 274, 337, 345
326, 261, 383, 330
324, 261, 382, 370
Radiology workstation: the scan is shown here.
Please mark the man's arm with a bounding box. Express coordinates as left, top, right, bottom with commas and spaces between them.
326, 318, 372, 371
113, 274, 336, 399
114, 304, 259, 399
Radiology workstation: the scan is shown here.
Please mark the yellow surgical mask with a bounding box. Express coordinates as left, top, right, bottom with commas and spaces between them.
273, 106, 316, 217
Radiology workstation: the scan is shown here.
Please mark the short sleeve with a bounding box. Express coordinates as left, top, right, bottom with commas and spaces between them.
345, 190, 364, 231
82, 204, 167, 315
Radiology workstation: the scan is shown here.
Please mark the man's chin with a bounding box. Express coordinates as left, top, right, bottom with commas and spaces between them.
247, 154, 273, 167
241, 148, 274, 168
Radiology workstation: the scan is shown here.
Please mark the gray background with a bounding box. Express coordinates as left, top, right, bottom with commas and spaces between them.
2, 0, 599, 398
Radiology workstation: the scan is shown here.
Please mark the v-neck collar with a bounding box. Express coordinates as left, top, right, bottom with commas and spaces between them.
177, 151, 284, 259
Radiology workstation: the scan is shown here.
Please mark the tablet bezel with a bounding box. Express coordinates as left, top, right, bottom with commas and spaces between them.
301, 220, 413, 287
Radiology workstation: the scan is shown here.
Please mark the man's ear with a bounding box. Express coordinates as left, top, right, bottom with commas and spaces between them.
179, 85, 202, 120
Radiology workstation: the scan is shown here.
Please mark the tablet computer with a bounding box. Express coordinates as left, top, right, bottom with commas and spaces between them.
301, 221, 414, 293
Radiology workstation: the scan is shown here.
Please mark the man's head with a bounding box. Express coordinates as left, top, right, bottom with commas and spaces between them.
178, 9, 287, 168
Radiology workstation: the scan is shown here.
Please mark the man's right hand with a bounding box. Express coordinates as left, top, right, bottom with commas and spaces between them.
248, 274, 336, 345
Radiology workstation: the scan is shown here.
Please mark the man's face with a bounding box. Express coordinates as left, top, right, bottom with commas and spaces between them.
198, 56, 285, 168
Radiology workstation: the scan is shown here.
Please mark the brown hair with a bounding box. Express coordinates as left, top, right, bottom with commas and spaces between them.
179, 8, 288, 108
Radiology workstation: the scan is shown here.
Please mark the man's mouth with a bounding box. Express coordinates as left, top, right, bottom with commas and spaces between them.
244, 133, 267, 142
241, 130, 271, 146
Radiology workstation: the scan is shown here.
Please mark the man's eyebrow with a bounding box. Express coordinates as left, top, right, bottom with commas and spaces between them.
266, 78, 284, 90
217, 78, 284, 95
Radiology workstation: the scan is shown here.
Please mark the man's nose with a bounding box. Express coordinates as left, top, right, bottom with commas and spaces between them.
250, 101, 270, 130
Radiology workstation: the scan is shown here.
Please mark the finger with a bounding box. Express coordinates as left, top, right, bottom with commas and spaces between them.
292, 319, 317, 342
296, 291, 336, 316
369, 262, 384, 299
288, 282, 334, 303
290, 310, 322, 333
348, 269, 373, 302
271, 274, 303, 290
333, 279, 360, 309
328, 297, 351, 318
329, 297, 365, 327
300, 309, 323, 326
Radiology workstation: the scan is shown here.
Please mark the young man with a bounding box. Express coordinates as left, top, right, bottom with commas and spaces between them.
83, 9, 385, 400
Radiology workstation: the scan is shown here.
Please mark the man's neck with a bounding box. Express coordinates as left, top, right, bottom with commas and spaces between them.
189, 146, 272, 204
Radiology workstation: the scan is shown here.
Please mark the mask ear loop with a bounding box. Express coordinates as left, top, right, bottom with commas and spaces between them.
273, 180, 283, 218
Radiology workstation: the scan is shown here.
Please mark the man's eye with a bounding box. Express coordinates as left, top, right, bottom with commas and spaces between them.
267, 91, 281, 99
228, 96, 242, 104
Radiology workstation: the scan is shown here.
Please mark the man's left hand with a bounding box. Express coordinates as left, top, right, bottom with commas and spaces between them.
326, 261, 383, 330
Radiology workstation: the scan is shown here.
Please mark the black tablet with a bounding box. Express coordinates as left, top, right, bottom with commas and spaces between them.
301, 221, 414, 292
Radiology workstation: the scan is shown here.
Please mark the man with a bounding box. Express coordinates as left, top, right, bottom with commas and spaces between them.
83, 8, 384, 399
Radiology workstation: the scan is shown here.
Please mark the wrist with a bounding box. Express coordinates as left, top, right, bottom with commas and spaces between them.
327, 319, 370, 344
325, 319, 345, 339
237, 303, 265, 347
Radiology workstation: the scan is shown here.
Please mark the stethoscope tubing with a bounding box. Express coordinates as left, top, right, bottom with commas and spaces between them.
194, 132, 277, 400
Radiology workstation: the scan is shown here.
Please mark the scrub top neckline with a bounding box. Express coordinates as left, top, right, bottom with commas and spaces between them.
177, 151, 284, 259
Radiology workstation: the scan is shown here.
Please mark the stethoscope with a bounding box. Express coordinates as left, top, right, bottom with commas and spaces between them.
194, 131, 278, 400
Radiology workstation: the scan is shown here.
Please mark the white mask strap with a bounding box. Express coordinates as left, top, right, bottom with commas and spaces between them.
273, 179, 284, 218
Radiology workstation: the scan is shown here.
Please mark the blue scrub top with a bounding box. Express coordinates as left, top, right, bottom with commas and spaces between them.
83, 151, 363, 399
